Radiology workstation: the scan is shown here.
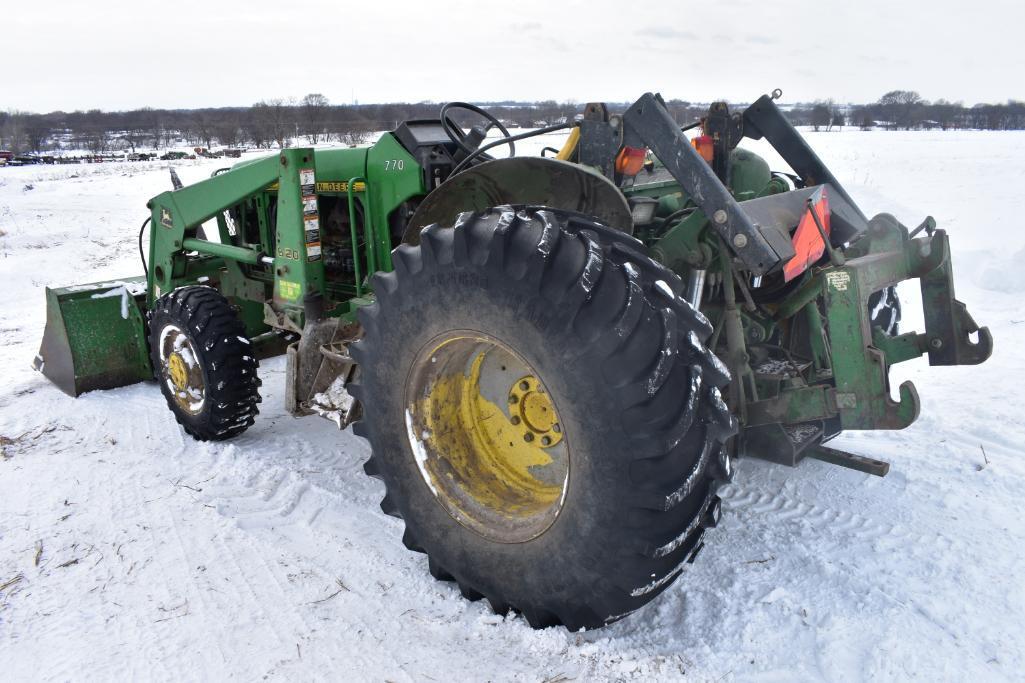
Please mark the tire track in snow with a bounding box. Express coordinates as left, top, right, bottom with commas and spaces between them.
718, 480, 961, 557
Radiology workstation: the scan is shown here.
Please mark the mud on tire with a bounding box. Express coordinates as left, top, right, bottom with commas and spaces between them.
350, 206, 736, 630
148, 286, 261, 441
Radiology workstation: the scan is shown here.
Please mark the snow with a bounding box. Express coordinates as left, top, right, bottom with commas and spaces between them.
89, 285, 133, 319
309, 375, 356, 428
2, 132, 1025, 680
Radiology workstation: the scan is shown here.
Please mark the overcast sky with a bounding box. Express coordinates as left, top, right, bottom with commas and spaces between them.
3, 0, 1022, 112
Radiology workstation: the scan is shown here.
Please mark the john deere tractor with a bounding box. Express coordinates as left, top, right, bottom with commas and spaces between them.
34, 92, 991, 629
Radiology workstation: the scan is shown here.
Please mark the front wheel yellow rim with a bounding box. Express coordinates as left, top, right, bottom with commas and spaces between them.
404, 332, 569, 544
158, 324, 206, 415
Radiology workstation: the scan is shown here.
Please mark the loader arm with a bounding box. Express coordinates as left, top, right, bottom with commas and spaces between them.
621, 93, 795, 276
146, 148, 327, 323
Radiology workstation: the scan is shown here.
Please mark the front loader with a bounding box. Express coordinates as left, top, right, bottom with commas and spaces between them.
34, 92, 991, 629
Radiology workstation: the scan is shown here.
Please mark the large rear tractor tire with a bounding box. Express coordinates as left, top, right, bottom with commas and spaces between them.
148, 286, 261, 441
350, 206, 736, 630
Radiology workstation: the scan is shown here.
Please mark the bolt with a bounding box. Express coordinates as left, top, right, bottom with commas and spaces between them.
541, 436, 552, 446
930, 338, 943, 349
733, 233, 748, 249
713, 209, 728, 224
511, 416, 521, 425
523, 433, 535, 442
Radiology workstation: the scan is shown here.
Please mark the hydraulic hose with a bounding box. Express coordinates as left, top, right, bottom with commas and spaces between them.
138, 216, 151, 274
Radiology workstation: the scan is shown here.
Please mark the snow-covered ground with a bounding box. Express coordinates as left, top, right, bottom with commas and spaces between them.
1, 130, 1024, 681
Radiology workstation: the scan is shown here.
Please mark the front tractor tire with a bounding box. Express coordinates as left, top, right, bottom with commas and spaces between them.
350, 207, 736, 630
148, 286, 261, 441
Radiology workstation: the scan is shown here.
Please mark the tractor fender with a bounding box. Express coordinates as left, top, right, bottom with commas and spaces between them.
402, 156, 633, 244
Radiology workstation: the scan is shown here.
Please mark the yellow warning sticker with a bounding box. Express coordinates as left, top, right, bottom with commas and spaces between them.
278, 280, 302, 300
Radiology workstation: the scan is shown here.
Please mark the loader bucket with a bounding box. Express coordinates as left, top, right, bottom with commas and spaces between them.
33, 277, 153, 397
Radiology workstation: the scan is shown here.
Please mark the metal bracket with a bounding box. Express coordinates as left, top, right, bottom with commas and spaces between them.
742, 94, 867, 243
919, 232, 993, 366
805, 445, 890, 477
621, 92, 791, 276
577, 102, 620, 179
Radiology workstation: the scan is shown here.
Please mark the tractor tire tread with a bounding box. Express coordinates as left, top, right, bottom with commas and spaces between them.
352, 206, 736, 630
148, 285, 260, 441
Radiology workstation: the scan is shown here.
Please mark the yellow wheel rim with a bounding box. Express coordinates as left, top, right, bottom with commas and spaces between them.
404, 332, 569, 543
158, 324, 206, 415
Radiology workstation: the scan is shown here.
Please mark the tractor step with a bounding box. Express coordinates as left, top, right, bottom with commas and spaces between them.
285, 318, 362, 429
752, 356, 811, 381
319, 340, 354, 364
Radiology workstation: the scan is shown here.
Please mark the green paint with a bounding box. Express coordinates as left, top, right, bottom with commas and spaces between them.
39, 115, 989, 471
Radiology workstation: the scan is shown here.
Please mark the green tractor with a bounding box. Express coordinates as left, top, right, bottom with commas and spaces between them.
34, 92, 991, 629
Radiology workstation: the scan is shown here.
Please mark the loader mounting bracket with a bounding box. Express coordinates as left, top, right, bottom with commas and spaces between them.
741, 212, 992, 466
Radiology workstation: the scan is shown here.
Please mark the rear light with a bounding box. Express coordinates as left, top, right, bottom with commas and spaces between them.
615, 146, 647, 176
692, 135, 714, 162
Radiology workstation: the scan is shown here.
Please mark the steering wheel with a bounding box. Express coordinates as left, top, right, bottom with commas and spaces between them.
439, 102, 515, 161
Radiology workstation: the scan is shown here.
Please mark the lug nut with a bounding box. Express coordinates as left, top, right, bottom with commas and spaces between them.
552, 423, 561, 433
519, 381, 530, 391
511, 416, 521, 425
541, 436, 552, 446
523, 433, 534, 442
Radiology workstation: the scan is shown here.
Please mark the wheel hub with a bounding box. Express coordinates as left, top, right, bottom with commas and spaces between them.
168, 352, 188, 391
509, 377, 562, 447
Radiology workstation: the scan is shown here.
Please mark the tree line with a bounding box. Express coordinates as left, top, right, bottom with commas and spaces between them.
2, 91, 1023, 155
788, 90, 1025, 132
